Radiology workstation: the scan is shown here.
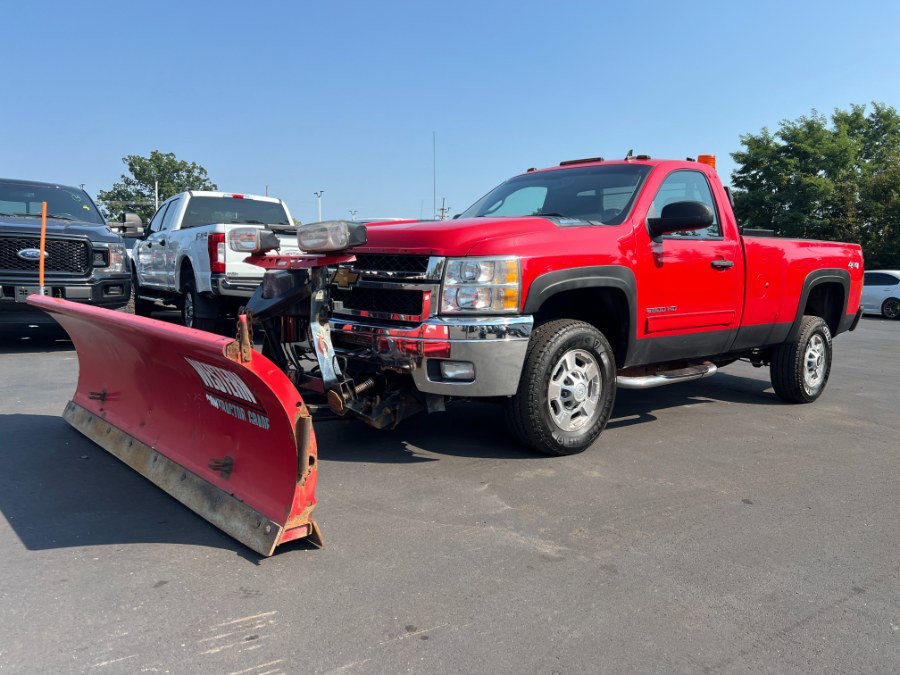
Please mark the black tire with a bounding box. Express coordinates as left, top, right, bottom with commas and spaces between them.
131, 269, 155, 317
504, 319, 616, 456
881, 298, 900, 320
770, 315, 832, 403
181, 277, 217, 332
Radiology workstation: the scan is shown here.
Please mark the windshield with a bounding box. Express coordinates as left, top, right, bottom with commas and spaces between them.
0, 180, 106, 225
182, 195, 291, 228
459, 164, 653, 225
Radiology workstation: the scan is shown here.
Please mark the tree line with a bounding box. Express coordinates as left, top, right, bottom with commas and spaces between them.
731, 102, 900, 268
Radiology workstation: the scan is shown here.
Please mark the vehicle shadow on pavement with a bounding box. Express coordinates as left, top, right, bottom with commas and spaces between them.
0, 330, 73, 353
313, 401, 536, 462
609, 371, 778, 430
0, 413, 273, 562
314, 371, 778, 461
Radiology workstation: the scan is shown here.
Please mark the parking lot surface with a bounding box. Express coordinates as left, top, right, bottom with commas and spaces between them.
1, 318, 898, 673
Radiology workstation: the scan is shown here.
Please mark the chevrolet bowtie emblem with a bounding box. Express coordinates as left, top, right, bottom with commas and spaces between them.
333, 268, 359, 289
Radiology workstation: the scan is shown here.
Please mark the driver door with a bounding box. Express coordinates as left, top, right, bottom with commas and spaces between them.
634, 169, 743, 360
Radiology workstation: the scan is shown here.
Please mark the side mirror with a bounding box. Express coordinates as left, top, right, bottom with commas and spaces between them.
108, 212, 146, 237
122, 212, 145, 237
647, 201, 713, 239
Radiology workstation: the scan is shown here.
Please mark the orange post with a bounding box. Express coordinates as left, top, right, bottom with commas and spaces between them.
40, 201, 48, 295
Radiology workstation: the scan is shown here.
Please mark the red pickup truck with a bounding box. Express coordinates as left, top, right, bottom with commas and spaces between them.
249, 155, 864, 456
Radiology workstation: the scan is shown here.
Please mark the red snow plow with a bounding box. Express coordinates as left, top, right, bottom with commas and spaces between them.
27, 295, 322, 557
27, 223, 372, 556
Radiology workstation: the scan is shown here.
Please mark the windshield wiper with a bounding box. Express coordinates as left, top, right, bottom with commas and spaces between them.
9, 212, 76, 220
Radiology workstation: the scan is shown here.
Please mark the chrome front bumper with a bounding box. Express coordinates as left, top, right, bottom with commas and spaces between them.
330, 314, 533, 397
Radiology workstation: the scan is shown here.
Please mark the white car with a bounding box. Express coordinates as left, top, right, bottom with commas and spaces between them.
861, 270, 900, 319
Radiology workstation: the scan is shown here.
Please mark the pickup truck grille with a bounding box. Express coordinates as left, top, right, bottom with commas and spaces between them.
350, 254, 431, 278
0, 236, 91, 276
332, 286, 424, 317
333, 254, 441, 322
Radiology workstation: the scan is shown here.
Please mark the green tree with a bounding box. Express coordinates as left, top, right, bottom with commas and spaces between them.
98, 151, 217, 223
730, 103, 900, 268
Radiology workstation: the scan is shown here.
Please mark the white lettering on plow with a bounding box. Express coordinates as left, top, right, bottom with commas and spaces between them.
185, 357, 258, 404
205, 394, 270, 429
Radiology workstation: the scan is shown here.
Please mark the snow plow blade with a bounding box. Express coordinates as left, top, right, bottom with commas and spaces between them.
28, 296, 321, 557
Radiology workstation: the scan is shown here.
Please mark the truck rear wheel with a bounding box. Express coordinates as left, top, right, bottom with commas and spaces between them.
504, 319, 616, 456
770, 315, 832, 403
182, 277, 217, 332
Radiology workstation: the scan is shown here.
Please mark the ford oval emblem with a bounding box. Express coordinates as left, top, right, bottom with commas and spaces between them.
17, 248, 46, 261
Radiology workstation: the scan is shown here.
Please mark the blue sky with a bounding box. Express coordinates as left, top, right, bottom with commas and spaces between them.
3, 1, 899, 223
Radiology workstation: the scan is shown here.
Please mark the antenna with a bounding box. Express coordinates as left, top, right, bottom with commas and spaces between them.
625, 149, 634, 160
433, 131, 436, 219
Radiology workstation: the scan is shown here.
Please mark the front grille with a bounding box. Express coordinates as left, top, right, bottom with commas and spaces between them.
0, 236, 91, 275
332, 287, 424, 317
350, 254, 431, 277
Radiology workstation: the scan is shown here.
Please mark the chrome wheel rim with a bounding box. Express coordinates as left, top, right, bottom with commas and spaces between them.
547, 349, 602, 431
803, 333, 826, 391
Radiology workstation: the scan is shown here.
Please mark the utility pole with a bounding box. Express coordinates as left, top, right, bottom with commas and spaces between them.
349, 209, 357, 221
437, 197, 451, 220
313, 191, 324, 222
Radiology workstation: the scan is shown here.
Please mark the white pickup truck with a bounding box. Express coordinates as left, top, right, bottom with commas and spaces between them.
131, 191, 299, 330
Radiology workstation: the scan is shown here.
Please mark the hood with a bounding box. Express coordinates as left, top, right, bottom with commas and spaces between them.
359, 216, 566, 257
0, 215, 122, 243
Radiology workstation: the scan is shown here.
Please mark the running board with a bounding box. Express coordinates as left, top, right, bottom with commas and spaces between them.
616, 362, 718, 390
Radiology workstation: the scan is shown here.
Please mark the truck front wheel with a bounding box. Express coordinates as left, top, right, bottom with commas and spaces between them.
131, 269, 155, 317
770, 315, 832, 403
505, 319, 616, 456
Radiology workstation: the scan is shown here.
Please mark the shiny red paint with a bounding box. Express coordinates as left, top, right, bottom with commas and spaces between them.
359, 158, 864, 348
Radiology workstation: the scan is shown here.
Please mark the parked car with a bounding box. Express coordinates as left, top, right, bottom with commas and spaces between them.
861, 270, 900, 319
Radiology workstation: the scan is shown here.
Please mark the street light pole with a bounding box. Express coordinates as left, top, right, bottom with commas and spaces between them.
313, 191, 324, 222
349, 209, 357, 221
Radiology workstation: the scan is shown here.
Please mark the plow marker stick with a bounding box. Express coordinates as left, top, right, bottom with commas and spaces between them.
39, 201, 47, 295
27, 296, 321, 556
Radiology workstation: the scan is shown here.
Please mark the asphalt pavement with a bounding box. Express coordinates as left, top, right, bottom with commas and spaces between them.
1, 317, 898, 673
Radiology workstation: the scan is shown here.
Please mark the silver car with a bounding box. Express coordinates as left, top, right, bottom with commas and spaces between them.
861, 270, 900, 319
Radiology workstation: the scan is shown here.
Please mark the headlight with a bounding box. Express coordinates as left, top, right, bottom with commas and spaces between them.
94, 243, 126, 273
297, 220, 367, 252
440, 257, 520, 313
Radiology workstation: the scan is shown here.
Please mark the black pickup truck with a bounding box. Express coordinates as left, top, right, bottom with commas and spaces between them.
0, 178, 131, 330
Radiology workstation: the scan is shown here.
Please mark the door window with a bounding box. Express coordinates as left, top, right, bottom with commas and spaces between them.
160, 197, 181, 231
650, 170, 721, 238
147, 202, 171, 233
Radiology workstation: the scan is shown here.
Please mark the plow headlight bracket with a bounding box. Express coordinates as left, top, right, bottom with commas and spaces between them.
230, 227, 281, 254
297, 220, 368, 252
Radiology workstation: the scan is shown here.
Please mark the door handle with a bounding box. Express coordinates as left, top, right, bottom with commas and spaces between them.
711, 259, 734, 270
